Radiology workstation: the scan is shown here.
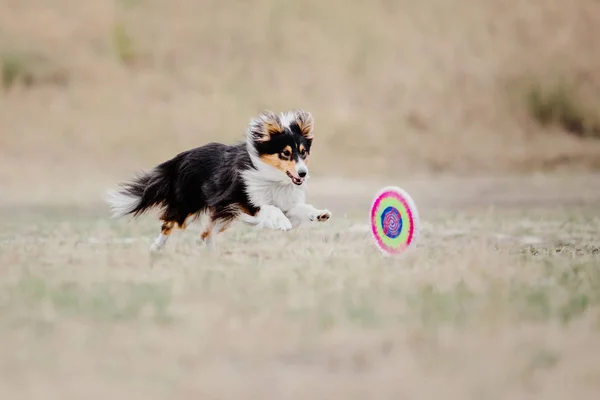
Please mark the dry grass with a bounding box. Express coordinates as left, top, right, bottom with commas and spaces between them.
1, 0, 600, 195
0, 51, 68, 89
524, 80, 600, 139
1, 177, 600, 399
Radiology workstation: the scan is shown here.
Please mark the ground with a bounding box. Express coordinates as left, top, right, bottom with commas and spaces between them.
1, 175, 599, 400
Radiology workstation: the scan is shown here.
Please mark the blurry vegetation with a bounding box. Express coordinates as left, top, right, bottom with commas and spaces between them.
8, 276, 173, 323
118, 0, 143, 9
112, 21, 136, 65
3, 0, 600, 176
526, 81, 600, 139
1, 51, 68, 90
112, 0, 144, 65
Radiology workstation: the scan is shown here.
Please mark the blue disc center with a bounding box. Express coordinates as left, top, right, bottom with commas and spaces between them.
380, 206, 402, 239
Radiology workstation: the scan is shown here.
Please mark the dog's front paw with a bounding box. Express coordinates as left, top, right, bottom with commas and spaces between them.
310, 209, 331, 222
257, 205, 292, 231
317, 210, 332, 222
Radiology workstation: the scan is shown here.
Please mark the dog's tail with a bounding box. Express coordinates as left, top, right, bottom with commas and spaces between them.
106, 167, 171, 219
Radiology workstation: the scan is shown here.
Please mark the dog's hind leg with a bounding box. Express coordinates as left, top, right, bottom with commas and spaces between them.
150, 220, 174, 252
199, 209, 235, 251
200, 219, 231, 251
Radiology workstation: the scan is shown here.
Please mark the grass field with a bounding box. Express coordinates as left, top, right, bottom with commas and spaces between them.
1, 176, 599, 400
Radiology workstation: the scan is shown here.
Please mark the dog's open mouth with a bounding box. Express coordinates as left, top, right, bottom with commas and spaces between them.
286, 171, 304, 186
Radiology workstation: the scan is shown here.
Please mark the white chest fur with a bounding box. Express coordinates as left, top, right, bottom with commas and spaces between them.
242, 169, 306, 212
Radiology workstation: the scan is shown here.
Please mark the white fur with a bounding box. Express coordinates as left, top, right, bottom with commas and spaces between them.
150, 233, 169, 252
295, 158, 308, 177
240, 110, 330, 231
286, 203, 331, 227
204, 235, 217, 251
203, 219, 224, 251
279, 111, 296, 128
106, 189, 139, 219
241, 168, 330, 229
253, 205, 293, 231
242, 154, 306, 210
241, 163, 299, 231
242, 146, 331, 231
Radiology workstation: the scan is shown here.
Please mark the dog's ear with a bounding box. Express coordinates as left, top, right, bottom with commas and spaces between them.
247, 110, 284, 142
293, 109, 314, 140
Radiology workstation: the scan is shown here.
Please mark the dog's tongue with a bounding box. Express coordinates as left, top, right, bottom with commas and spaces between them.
287, 171, 304, 185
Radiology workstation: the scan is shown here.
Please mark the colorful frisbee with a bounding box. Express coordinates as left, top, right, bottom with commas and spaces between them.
370, 186, 420, 255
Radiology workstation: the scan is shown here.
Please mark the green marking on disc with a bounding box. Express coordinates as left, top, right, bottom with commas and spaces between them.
397, 201, 411, 244
374, 197, 411, 248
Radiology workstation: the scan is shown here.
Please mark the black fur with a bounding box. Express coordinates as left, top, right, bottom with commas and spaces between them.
254, 122, 312, 163
116, 142, 258, 226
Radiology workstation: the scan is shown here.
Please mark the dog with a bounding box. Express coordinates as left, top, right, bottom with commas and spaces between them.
106, 109, 332, 252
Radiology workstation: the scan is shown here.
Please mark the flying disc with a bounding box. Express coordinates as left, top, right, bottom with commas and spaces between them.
370, 186, 420, 255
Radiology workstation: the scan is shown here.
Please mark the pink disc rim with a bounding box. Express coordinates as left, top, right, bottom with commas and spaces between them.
369, 186, 420, 255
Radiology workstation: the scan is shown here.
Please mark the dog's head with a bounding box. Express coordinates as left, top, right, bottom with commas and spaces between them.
246, 109, 314, 186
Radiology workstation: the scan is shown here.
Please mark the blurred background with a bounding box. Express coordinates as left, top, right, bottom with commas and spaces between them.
1, 0, 600, 203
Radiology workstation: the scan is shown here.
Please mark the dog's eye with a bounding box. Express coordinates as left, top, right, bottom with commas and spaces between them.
282, 149, 291, 158
300, 149, 307, 157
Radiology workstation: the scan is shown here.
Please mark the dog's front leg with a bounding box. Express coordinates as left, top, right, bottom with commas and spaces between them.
244, 204, 292, 231
286, 203, 331, 227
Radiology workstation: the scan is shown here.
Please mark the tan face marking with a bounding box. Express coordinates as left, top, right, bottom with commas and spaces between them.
260, 144, 299, 175
298, 144, 308, 164
260, 153, 297, 176
298, 144, 309, 165
281, 145, 292, 159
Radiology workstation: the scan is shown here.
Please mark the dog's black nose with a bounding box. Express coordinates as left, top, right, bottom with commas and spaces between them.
298, 170, 307, 178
